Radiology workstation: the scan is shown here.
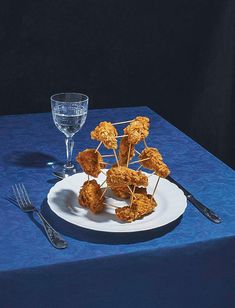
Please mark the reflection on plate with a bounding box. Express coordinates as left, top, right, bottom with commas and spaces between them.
47, 170, 187, 233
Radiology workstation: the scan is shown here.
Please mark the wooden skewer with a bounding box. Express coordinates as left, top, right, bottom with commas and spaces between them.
100, 162, 112, 166
126, 143, 132, 167
101, 154, 115, 158
112, 120, 133, 125
100, 179, 107, 188
95, 141, 102, 153
148, 171, 156, 178
101, 170, 106, 176
100, 187, 108, 199
126, 185, 137, 200
134, 149, 141, 155
113, 149, 119, 166
127, 185, 134, 196
143, 139, 148, 148
130, 185, 136, 204
128, 157, 150, 165
151, 176, 160, 200
116, 135, 128, 139
136, 165, 142, 171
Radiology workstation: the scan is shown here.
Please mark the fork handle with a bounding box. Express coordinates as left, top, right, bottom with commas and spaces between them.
35, 210, 68, 249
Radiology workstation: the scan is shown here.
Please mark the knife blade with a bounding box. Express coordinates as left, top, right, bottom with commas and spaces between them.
167, 176, 221, 224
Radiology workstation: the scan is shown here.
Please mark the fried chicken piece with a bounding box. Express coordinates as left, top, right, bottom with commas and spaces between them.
139, 147, 163, 170
110, 185, 147, 199
115, 204, 136, 221
155, 160, 170, 178
115, 193, 157, 222
118, 136, 135, 166
91, 121, 118, 149
106, 166, 148, 187
135, 116, 150, 124
76, 149, 106, 178
138, 147, 170, 178
124, 116, 150, 145
78, 180, 105, 214
111, 185, 130, 199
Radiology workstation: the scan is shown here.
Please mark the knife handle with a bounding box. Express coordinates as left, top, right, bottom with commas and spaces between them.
187, 195, 221, 224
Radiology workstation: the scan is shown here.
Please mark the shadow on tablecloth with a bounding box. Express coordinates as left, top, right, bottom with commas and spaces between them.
3, 151, 58, 168
41, 198, 182, 244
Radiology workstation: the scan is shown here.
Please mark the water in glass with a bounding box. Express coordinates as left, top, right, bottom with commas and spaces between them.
53, 106, 87, 136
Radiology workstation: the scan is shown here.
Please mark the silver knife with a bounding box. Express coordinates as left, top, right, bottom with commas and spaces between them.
167, 176, 221, 223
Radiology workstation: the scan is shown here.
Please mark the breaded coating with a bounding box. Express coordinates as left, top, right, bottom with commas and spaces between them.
118, 136, 135, 166
78, 180, 105, 214
91, 121, 118, 149
155, 160, 170, 178
76, 149, 106, 178
139, 147, 170, 177
115, 193, 157, 222
124, 116, 150, 145
111, 185, 130, 199
139, 147, 163, 170
106, 166, 148, 187
111, 185, 147, 199
116, 204, 136, 222
135, 116, 150, 124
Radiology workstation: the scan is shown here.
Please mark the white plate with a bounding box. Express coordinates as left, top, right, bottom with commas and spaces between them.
47, 170, 187, 233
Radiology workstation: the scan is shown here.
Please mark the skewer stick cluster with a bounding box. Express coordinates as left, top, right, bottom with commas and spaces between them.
75, 116, 170, 221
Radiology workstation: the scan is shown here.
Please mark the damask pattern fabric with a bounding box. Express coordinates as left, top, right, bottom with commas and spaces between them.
0, 107, 234, 307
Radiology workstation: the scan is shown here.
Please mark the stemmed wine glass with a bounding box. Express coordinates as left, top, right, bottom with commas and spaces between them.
51, 93, 88, 177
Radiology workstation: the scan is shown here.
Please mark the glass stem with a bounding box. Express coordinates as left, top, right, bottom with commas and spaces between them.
65, 136, 74, 168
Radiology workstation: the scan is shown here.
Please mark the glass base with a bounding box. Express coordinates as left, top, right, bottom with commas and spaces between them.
51, 162, 77, 178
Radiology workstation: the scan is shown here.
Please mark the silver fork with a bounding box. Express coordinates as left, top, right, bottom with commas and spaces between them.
12, 183, 68, 249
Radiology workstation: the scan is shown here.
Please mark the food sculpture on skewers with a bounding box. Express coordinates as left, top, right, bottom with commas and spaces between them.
76, 115, 171, 222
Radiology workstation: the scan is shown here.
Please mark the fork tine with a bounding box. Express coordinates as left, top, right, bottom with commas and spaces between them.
18, 183, 29, 206
16, 184, 27, 207
12, 185, 20, 205
12, 184, 25, 208
20, 183, 31, 204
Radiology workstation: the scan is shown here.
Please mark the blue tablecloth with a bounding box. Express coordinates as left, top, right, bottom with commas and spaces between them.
0, 106, 234, 308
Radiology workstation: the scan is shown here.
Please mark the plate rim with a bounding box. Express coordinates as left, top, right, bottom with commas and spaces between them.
47, 170, 187, 233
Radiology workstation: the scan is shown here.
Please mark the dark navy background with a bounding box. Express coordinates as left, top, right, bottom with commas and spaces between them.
0, 1, 234, 168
